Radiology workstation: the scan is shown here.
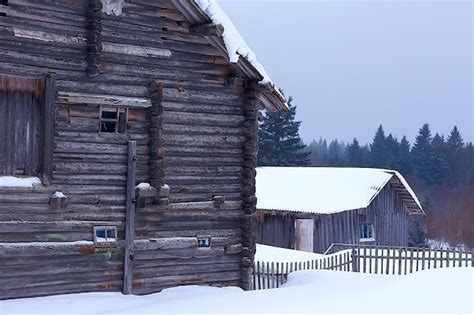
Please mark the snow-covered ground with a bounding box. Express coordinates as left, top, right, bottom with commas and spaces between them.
255, 244, 323, 263
1, 268, 472, 315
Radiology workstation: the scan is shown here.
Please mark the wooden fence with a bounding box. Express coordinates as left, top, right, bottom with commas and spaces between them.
252, 244, 473, 290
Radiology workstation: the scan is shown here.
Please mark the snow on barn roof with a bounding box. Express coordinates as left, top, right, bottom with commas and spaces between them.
256, 167, 424, 215
173, 0, 288, 111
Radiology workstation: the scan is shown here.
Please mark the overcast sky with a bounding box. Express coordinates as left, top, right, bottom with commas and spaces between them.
219, 0, 473, 145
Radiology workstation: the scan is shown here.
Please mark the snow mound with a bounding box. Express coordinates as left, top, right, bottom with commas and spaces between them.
255, 244, 323, 263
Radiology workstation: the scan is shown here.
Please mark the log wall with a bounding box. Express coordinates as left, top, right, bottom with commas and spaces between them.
0, 0, 254, 299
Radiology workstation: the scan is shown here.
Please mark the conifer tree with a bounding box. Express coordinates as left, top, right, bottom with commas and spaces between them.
412, 124, 434, 184
385, 134, 400, 170
447, 126, 464, 150
398, 136, 413, 175
258, 96, 310, 166
446, 126, 465, 187
347, 138, 363, 167
431, 133, 448, 185
369, 125, 388, 168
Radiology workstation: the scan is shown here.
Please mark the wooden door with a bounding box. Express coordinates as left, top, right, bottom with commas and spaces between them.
295, 219, 314, 252
0, 89, 42, 176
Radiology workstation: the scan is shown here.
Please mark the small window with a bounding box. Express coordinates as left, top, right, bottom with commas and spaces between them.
359, 224, 375, 242
100, 107, 128, 134
94, 226, 117, 243
197, 236, 211, 248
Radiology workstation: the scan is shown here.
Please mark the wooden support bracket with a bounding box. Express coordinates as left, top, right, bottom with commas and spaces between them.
189, 23, 224, 37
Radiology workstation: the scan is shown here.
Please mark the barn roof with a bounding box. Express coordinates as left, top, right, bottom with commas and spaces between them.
256, 167, 424, 215
172, 0, 288, 112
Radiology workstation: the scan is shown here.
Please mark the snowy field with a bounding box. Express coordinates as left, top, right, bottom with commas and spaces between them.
1, 268, 472, 315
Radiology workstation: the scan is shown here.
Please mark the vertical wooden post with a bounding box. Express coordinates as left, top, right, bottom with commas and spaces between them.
42, 73, 56, 185
351, 248, 359, 272
123, 141, 137, 295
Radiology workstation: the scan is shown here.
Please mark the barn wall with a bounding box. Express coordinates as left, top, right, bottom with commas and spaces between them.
313, 180, 410, 253
0, 0, 254, 299
256, 212, 295, 249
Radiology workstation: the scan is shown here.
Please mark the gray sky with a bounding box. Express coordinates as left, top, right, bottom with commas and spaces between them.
219, 0, 473, 145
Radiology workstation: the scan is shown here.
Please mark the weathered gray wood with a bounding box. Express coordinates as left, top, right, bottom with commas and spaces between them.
123, 141, 137, 295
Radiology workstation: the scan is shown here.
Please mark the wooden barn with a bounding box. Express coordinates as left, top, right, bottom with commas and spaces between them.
256, 167, 425, 253
0, 0, 288, 299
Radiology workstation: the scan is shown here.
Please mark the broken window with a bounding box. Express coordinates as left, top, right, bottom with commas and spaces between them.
100, 107, 128, 134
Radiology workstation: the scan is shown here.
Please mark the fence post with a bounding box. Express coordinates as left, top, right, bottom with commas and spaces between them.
351, 248, 359, 272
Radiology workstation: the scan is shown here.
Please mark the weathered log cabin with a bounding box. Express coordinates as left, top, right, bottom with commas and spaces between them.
0, 0, 288, 299
256, 167, 425, 253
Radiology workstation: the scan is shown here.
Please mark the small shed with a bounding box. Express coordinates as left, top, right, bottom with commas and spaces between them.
256, 167, 425, 253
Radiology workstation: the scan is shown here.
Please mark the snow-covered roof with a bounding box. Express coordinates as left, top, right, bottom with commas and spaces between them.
175, 0, 288, 111
256, 167, 424, 215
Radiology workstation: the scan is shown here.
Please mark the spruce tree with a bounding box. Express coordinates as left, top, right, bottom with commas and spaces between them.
258, 96, 310, 166
431, 133, 448, 185
446, 126, 465, 187
398, 136, 413, 175
412, 124, 436, 185
347, 138, 363, 167
447, 126, 464, 150
369, 125, 388, 168
385, 134, 401, 170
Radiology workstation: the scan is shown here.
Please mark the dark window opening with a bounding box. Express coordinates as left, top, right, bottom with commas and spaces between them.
359, 223, 375, 241
176, 21, 183, 26
161, 26, 168, 32
0, 0, 8, 5
100, 107, 127, 134
161, 36, 168, 41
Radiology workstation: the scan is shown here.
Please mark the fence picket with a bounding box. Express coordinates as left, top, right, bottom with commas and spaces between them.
266, 262, 270, 289
421, 248, 426, 271
398, 249, 402, 275
392, 248, 396, 275
373, 247, 378, 274
385, 247, 390, 275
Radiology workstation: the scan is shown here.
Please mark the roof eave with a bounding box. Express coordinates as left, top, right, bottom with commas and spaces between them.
171, 0, 288, 112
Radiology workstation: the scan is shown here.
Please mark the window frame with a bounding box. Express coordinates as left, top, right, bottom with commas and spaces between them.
99, 106, 128, 134
359, 223, 375, 242
93, 226, 117, 244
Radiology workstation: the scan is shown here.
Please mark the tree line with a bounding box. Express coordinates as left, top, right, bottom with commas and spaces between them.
308, 124, 474, 188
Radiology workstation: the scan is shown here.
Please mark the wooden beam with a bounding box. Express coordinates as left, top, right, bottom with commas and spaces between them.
123, 141, 137, 295
189, 23, 224, 37
42, 72, 55, 186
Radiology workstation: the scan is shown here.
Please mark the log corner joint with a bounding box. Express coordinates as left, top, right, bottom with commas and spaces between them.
86, 0, 103, 76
